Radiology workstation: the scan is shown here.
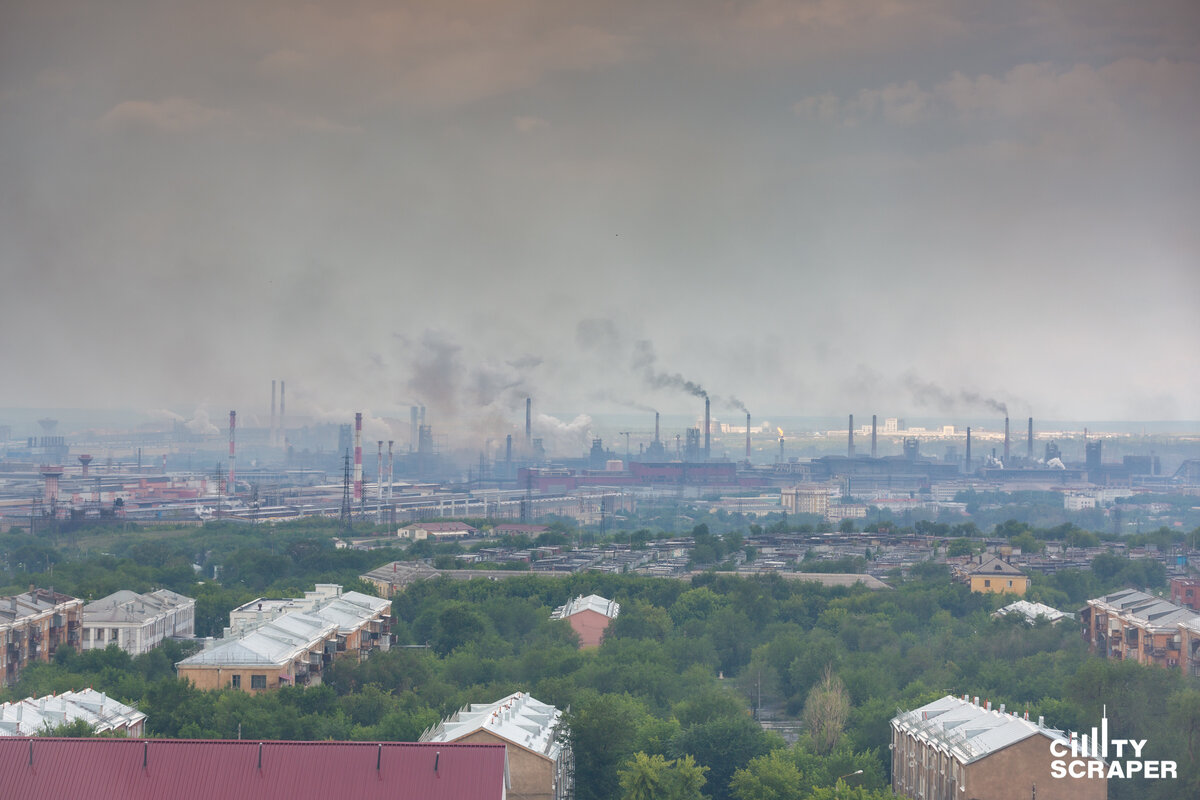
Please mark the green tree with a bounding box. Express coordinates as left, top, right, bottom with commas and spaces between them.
804, 667, 850, 756
619, 752, 709, 800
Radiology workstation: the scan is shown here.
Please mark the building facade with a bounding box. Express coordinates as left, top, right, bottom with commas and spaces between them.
176, 586, 392, 692
891, 695, 1106, 800
0, 588, 83, 686
967, 556, 1030, 595
82, 589, 195, 656
421, 691, 572, 800
551, 594, 619, 649
1081, 589, 1192, 669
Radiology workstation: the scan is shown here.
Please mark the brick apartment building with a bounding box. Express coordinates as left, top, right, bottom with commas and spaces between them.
0, 588, 83, 686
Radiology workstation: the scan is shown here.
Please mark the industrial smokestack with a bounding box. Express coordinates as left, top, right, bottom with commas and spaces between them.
270, 380, 277, 446
848, 414, 855, 458
387, 441, 394, 505
279, 382, 285, 443
871, 415, 877, 459
377, 441, 383, 509
228, 411, 236, 491
1027, 417, 1034, 459
1004, 417, 1010, 463
704, 397, 711, 460
410, 407, 419, 453
525, 398, 532, 449
654, 412, 660, 444
746, 412, 752, 461
353, 413, 363, 501
505, 434, 512, 463
965, 427, 972, 473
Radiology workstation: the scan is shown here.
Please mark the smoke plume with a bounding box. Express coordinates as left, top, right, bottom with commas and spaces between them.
633, 340, 707, 399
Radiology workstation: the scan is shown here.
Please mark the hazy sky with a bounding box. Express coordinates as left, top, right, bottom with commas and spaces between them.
2, 0, 1198, 437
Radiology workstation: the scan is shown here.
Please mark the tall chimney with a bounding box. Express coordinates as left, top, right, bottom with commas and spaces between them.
387, 440, 394, 505
410, 407, 419, 453
525, 398, 532, 449
654, 412, 660, 444
871, 415, 878, 459
848, 414, 855, 458
1027, 417, 1034, 459
745, 412, 752, 461
270, 380, 277, 446
1004, 417, 1010, 463
965, 426, 972, 473
704, 397, 711, 460
228, 411, 236, 490
377, 441, 384, 508
505, 434, 513, 463
279, 381, 286, 445
353, 413, 363, 501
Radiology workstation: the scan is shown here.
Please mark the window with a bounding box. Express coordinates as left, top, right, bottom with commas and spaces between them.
110, 628, 120, 642
231, 675, 241, 688
82, 628, 91, 642
95, 628, 104, 642
250, 674, 267, 690
1008, 580, 1013, 587
984, 579, 991, 587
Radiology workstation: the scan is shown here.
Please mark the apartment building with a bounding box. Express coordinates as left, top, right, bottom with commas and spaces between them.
421, 691, 572, 800
0, 588, 83, 686
891, 695, 1105, 800
1081, 589, 1193, 669
176, 585, 392, 692
551, 594, 619, 648
966, 556, 1030, 596
82, 589, 195, 656
0, 689, 146, 736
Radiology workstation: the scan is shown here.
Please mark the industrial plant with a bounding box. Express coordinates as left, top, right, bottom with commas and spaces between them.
1, 382, 1196, 534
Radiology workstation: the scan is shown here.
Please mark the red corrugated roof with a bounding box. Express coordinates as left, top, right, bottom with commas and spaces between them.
0, 738, 506, 800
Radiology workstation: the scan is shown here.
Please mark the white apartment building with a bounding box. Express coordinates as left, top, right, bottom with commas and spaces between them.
82, 589, 195, 656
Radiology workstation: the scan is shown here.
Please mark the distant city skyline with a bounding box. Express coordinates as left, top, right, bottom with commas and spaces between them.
2, 1, 1197, 425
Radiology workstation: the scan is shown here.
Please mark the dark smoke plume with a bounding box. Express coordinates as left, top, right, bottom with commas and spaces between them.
633, 340, 707, 399
903, 374, 1007, 415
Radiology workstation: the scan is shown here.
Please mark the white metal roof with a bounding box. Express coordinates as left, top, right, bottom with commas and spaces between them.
551, 594, 619, 620
993, 600, 1073, 624
83, 588, 194, 625
420, 692, 564, 761
892, 695, 1073, 766
0, 689, 145, 736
